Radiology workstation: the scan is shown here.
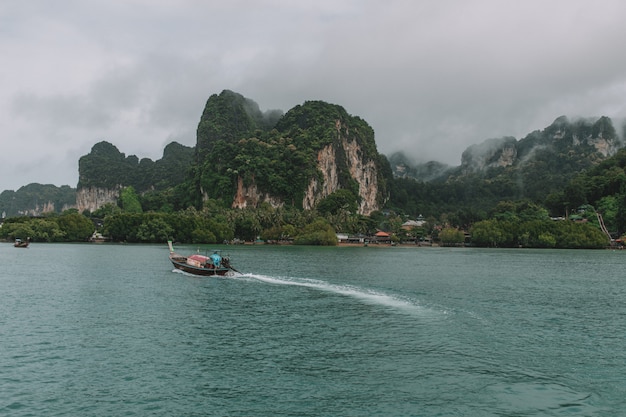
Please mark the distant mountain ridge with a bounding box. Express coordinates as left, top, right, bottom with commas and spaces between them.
0, 184, 76, 218
57, 90, 389, 216
76, 141, 195, 213
389, 115, 623, 184
0, 141, 195, 217
78, 141, 194, 191
1, 91, 625, 218
387, 153, 450, 182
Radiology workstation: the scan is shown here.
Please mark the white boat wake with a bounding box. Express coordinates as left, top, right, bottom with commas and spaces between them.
237, 273, 440, 317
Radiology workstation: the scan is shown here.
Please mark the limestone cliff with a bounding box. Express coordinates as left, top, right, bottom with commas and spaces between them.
387, 152, 450, 182
461, 137, 518, 174
0, 183, 77, 217
196, 95, 385, 215
230, 136, 380, 215
75, 140, 194, 213
76, 186, 121, 213
226, 124, 381, 215
578, 133, 620, 157
459, 116, 622, 174
302, 138, 379, 215
230, 176, 284, 209
19, 201, 72, 216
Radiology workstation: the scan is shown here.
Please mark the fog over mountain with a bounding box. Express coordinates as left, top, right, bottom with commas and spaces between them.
3, 1, 626, 192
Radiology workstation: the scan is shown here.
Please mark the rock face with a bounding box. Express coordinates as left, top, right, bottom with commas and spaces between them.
343, 138, 379, 215
0, 184, 77, 217
200, 96, 386, 215
76, 186, 121, 213
301, 138, 379, 215
19, 201, 69, 216
387, 152, 450, 182
461, 137, 518, 174
459, 116, 622, 174
230, 128, 381, 216
589, 135, 619, 157
73, 94, 385, 215
231, 176, 284, 209
550, 116, 621, 157
75, 140, 194, 213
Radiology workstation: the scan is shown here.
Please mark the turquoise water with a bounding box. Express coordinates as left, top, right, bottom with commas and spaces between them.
2, 243, 626, 416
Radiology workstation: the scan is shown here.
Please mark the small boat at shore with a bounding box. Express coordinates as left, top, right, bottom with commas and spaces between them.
89, 231, 110, 243
168, 241, 237, 276
14, 238, 30, 248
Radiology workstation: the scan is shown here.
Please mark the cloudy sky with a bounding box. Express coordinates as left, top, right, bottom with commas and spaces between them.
2, 0, 626, 192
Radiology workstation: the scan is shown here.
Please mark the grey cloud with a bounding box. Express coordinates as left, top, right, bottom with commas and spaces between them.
2, 0, 626, 191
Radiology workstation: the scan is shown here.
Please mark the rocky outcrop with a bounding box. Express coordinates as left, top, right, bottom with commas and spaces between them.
0, 183, 78, 217
18, 201, 72, 216
342, 138, 379, 215
586, 134, 620, 157
228, 136, 380, 216
461, 137, 518, 174
195, 95, 384, 215
302, 145, 340, 211
302, 137, 379, 216
76, 186, 121, 213
388, 153, 450, 182
231, 176, 284, 209
459, 116, 623, 176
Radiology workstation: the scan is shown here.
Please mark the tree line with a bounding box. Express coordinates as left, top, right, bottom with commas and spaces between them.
0, 195, 616, 249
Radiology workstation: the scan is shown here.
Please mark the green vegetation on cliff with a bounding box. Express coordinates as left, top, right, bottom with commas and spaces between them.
194, 93, 387, 210
387, 116, 625, 228
78, 141, 194, 191
196, 90, 282, 159
198, 135, 317, 207
0, 184, 76, 217
3, 91, 626, 247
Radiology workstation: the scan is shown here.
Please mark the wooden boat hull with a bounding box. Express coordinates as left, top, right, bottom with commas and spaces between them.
169, 256, 231, 276
167, 241, 236, 276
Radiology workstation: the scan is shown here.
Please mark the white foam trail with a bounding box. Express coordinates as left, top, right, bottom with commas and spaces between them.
238, 273, 436, 316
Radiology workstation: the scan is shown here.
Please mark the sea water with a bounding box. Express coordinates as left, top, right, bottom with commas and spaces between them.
1, 243, 625, 416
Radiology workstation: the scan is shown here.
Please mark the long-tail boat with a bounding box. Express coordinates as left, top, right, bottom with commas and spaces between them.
168, 240, 237, 276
